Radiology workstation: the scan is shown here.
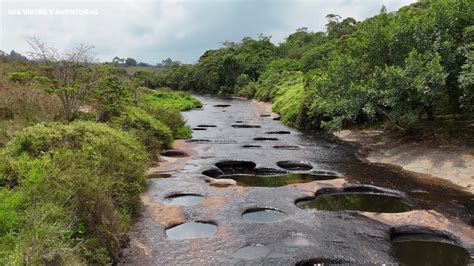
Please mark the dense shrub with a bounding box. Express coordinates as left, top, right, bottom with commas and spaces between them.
7, 71, 35, 84
151, 0, 474, 132
95, 75, 130, 121
142, 88, 202, 111
113, 106, 173, 156
272, 77, 305, 127
142, 104, 190, 138
0, 121, 147, 264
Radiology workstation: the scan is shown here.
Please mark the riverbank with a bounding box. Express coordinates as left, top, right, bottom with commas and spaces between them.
121, 95, 474, 264
334, 129, 474, 194
255, 98, 474, 194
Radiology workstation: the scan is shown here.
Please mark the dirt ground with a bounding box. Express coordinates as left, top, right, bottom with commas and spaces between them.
334, 129, 474, 194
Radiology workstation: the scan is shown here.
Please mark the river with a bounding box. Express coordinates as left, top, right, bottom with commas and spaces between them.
120, 96, 473, 265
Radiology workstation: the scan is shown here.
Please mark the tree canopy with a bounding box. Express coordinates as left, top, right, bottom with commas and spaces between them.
135, 0, 474, 131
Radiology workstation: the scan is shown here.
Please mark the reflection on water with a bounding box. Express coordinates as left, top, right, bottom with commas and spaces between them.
231, 244, 270, 260
393, 239, 471, 266
221, 172, 338, 187
184, 95, 473, 223
297, 193, 412, 213
165, 221, 217, 240
242, 208, 287, 222
165, 194, 204, 206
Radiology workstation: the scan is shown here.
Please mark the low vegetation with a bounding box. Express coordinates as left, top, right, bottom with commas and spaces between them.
0, 41, 201, 263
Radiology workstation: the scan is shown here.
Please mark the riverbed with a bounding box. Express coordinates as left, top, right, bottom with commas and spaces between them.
120, 96, 473, 265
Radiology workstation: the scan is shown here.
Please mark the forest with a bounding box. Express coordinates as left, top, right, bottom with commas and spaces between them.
137, 0, 473, 132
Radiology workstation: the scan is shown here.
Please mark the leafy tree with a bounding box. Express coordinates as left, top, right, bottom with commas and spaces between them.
459, 25, 474, 110
95, 75, 129, 121
125, 57, 137, 66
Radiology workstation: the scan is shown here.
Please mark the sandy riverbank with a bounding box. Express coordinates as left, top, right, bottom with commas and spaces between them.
334, 130, 474, 194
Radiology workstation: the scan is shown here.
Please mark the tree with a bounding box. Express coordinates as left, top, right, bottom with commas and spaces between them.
459, 26, 474, 111
95, 75, 129, 121
326, 14, 357, 39
125, 57, 137, 66
112, 56, 122, 64
27, 38, 96, 121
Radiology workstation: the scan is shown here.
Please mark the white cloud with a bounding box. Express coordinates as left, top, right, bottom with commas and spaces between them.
0, 0, 416, 63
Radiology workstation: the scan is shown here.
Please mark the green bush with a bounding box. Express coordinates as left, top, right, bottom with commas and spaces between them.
272, 76, 305, 127
142, 88, 202, 111
95, 75, 130, 121
7, 71, 35, 84
0, 121, 147, 264
175, 125, 192, 139
113, 106, 173, 156
142, 104, 189, 138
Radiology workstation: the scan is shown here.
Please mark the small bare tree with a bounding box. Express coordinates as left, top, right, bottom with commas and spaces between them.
27, 38, 96, 121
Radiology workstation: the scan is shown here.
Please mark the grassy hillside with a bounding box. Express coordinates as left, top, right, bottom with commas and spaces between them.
0, 56, 201, 264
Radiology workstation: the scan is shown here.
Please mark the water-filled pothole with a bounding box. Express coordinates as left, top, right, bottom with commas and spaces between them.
161, 149, 188, 157
214, 104, 231, 107
220, 172, 338, 187
393, 240, 471, 265
165, 221, 217, 240
277, 161, 313, 171
148, 173, 173, 178
232, 244, 270, 260
265, 131, 291, 134
197, 124, 217, 128
391, 227, 471, 265
242, 208, 287, 222
295, 258, 351, 266
215, 160, 256, 174
165, 193, 204, 206
202, 167, 223, 178
242, 145, 261, 149
186, 139, 211, 143
273, 145, 300, 150
296, 187, 412, 213
232, 124, 261, 128
254, 137, 279, 141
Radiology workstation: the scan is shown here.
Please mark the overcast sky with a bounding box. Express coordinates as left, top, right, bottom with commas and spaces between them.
0, 0, 415, 64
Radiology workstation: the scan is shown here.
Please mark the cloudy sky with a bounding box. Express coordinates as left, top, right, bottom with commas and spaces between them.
1, 0, 415, 64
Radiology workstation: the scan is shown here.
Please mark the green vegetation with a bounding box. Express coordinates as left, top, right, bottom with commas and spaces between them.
149, 0, 473, 133
0, 121, 147, 264
142, 88, 202, 111
0, 45, 200, 263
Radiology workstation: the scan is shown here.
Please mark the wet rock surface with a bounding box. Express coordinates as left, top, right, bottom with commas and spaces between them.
121, 96, 474, 265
